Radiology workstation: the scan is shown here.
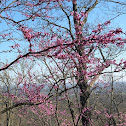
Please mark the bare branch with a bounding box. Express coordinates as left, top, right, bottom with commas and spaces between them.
98, 46, 106, 62
58, 1, 74, 40
82, 0, 98, 26
104, 0, 126, 5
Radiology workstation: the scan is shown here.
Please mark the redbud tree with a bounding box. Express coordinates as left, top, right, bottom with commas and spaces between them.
0, 0, 126, 125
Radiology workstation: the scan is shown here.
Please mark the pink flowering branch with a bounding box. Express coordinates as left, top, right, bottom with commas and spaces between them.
0, 84, 77, 115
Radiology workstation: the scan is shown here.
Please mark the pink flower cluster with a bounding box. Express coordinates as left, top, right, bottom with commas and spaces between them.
19, 26, 42, 42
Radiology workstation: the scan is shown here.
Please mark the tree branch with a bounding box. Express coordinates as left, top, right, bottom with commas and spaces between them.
104, 0, 126, 5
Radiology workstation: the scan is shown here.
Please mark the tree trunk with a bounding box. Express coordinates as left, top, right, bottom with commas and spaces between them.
78, 80, 91, 126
